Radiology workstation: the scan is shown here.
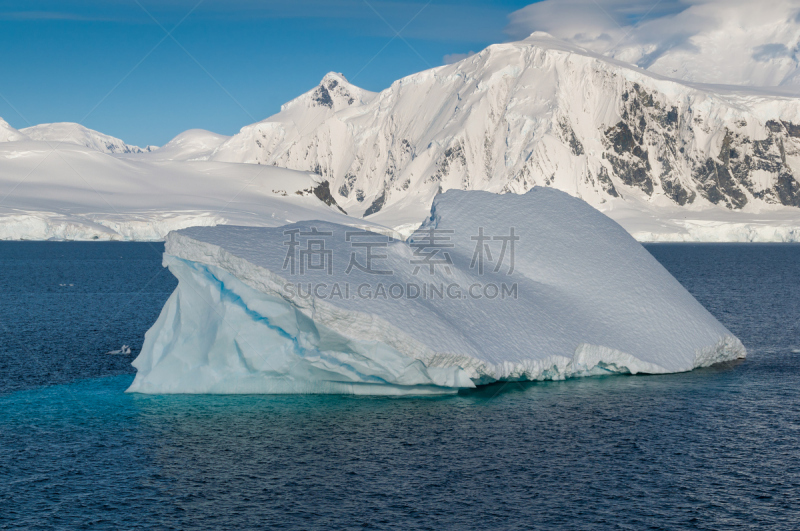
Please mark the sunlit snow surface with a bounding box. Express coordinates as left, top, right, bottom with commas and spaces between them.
128, 188, 745, 395
0, 140, 375, 241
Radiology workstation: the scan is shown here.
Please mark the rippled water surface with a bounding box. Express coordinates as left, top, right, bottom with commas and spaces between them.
1, 242, 799, 530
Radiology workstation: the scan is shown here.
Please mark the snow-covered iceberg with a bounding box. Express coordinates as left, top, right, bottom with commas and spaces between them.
128, 188, 746, 395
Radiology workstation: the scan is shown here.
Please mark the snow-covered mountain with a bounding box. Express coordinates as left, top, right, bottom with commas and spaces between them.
19, 122, 157, 154
2, 33, 800, 242
196, 33, 800, 238
0, 118, 28, 142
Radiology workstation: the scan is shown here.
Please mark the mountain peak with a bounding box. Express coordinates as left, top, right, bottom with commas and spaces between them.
310, 72, 359, 109
279, 72, 376, 114
320, 71, 349, 85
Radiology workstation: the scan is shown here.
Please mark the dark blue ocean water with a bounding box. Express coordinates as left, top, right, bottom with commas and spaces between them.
1, 242, 799, 530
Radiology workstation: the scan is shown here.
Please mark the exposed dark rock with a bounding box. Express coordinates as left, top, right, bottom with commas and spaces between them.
311, 77, 355, 108
599, 83, 800, 209
312, 85, 334, 108
363, 190, 386, 217
751, 137, 783, 173
604, 122, 653, 195
766, 120, 783, 133
596, 166, 619, 197
312, 163, 329, 177
310, 181, 347, 214
385, 151, 397, 181
719, 130, 733, 167
443, 144, 467, 166
782, 121, 800, 138
605, 153, 653, 195
776, 171, 800, 206
432, 141, 468, 183
559, 119, 584, 156
665, 108, 678, 126
694, 159, 747, 209
658, 154, 694, 204
607, 123, 641, 156
662, 179, 694, 205
337, 173, 358, 198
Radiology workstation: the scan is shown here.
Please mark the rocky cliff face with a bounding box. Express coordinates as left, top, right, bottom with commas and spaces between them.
208, 34, 800, 218
597, 83, 800, 210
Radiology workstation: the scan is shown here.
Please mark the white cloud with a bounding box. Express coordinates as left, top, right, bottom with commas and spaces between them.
505, 0, 800, 88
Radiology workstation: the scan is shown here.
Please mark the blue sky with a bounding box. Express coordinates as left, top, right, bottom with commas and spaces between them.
0, 0, 539, 146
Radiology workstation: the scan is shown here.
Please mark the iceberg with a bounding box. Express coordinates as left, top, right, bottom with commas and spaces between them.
128, 188, 746, 395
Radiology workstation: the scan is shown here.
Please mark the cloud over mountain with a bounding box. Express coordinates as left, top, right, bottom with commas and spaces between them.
506, 0, 800, 89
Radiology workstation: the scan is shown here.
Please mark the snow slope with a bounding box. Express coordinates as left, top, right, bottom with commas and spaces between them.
0, 118, 28, 142
195, 34, 800, 240
19, 122, 157, 154
128, 188, 745, 395
125, 129, 230, 161
0, 140, 361, 241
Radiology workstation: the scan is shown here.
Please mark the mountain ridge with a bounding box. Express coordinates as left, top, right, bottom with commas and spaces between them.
192, 33, 800, 225
17, 122, 157, 154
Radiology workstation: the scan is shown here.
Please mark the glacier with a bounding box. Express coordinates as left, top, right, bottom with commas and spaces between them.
128, 187, 746, 395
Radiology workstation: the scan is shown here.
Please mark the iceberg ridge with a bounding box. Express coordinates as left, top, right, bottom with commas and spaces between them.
129, 188, 745, 395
